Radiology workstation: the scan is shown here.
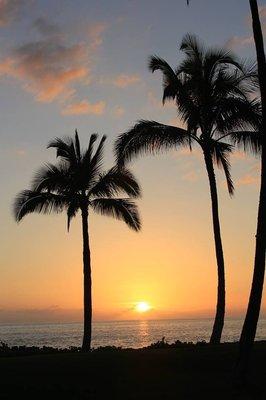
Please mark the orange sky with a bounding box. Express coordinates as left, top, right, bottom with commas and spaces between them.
0, 0, 265, 323
1, 152, 265, 323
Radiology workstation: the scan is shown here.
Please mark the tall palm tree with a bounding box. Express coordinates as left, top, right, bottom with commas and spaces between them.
14, 131, 141, 351
236, 0, 266, 378
115, 35, 260, 344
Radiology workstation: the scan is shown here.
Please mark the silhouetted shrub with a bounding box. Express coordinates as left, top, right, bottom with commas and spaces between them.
92, 345, 123, 352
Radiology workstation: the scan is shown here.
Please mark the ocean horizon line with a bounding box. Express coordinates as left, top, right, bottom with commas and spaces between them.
1, 315, 266, 327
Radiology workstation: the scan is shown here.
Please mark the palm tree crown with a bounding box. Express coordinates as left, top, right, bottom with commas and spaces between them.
116, 35, 261, 183
14, 131, 141, 231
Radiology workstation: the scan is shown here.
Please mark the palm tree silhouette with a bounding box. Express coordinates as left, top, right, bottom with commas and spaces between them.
115, 34, 260, 344
236, 0, 266, 379
14, 131, 141, 351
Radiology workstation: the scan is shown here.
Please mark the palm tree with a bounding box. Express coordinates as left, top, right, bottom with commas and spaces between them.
185, 0, 265, 379
236, 0, 266, 378
14, 131, 141, 351
115, 35, 260, 344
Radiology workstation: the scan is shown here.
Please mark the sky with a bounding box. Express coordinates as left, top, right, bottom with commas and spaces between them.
0, 0, 266, 325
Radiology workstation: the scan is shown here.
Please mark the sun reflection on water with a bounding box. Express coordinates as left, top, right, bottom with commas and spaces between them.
138, 320, 150, 348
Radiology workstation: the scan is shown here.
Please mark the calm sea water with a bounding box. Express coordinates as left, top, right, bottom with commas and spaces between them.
0, 319, 265, 349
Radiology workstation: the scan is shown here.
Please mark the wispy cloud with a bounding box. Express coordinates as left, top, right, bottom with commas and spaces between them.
177, 147, 202, 160
0, 17, 107, 111
226, 35, 253, 49
0, 0, 29, 27
0, 42, 88, 102
112, 105, 125, 118
226, 5, 266, 49
32, 16, 60, 37
181, 170, 198, 182
0, 306, 82, 323
87, 22, 108, 50
236, 162, 260, 187
112, 73, 140, 88
236, 173, 259, 186
61, 99, 106, 116
14, 149, 26, 157
231, 150, 249, 161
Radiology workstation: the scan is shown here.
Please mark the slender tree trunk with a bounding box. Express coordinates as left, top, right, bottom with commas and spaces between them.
236, 0, 266, 379
81, 206, 92, 351
203, 150, 226, 344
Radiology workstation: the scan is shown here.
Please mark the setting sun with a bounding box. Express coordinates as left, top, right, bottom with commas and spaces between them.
135, 302, 151, 313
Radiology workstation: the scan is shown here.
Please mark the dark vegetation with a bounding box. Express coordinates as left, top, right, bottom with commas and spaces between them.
0, 341, 266, 399
0, 338, 209, 357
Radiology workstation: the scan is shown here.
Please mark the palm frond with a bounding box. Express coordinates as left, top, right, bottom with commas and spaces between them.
148, 56, 181, 104
74, 130, 81, 162
81, 135, 106, 189
47, 136, 77, 165
14, 190, 66, 222
89, 167, 141, 198
89, 135, 106, 170
180, 33, 203, 55
91, 198, 141, 231
115, 120, 192, 166
211, 141, 234, 196
31, 162, 70, 193
228, 130, 262, 155
204, 48, 246, 79
212, 67, 258, 103
214, 97, 262, 134
67, 197, 80, 231
149, 55, 198, 120
83, 133, 98, 165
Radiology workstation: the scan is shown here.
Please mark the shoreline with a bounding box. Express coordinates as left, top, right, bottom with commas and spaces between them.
1, 339, 266, 356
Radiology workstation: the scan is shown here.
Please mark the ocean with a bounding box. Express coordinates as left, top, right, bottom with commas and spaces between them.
0, 318, 265, 349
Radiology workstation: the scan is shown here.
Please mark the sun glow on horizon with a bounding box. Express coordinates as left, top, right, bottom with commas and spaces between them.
135, 301, 151, 313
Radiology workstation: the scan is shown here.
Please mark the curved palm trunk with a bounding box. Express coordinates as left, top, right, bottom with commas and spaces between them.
236, 0, 266, 378
81, 206, 92, 351
203, 150, 226, 344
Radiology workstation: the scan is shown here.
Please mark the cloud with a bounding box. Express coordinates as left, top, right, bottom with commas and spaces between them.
87, 22, 107, 50
0, 307, 82, 323
182, 170, 198, 182
236, 173, 259, 186
259, 5, 266, 18
0, 34, 89, 102
226, 35, 253, 49
231, 150, 247, 162
226, 5, 266, 49
176, 147, 202, 160
112, 73, 140, 88
236, 163, 260, 187
0, 18, 107, 110
112, 105, 125, 118
33, 17, 60, 37
147, 90, 162, 108
61, 99, 106, 116
0, 0, 28, 27
15, 149, 26, 156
